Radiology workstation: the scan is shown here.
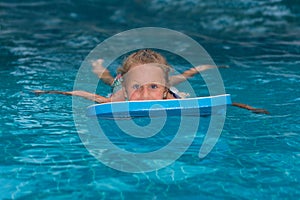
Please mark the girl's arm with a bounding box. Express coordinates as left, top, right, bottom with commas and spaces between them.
92, 59, 115, 85
34, 90, 111, 103
232, 102, 269, 114
169, 65, 229, 86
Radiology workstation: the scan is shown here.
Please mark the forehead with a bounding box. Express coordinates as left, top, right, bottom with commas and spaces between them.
124, 64, 166, 84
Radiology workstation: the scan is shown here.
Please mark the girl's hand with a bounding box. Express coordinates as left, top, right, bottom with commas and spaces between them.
92, 59, 106, 75
91, 59, 114, 85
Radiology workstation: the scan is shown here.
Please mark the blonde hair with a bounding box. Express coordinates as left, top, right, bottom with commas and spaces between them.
117, 49, 171, 75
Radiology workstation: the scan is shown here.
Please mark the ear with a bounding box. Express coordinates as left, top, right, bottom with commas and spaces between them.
163, 88, 168, 99
122, 86, 128, 100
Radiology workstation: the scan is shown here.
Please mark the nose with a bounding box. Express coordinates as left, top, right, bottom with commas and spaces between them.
139, 86, 150, 100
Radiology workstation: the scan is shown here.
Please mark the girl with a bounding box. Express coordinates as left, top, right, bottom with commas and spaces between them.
34, 49, 269, 114
34, 49, 210, 103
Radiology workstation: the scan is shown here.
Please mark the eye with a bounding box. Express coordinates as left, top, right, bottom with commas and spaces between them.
132, 84, 140, 90
150, 84, 158, 89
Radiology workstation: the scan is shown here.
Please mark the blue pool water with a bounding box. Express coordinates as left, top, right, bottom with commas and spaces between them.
1, 0, 300, 199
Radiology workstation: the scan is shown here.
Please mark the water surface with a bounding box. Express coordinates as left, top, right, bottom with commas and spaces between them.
1, 0, 299, 199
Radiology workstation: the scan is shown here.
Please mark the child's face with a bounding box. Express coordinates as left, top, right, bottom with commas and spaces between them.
123, 64, 168, 101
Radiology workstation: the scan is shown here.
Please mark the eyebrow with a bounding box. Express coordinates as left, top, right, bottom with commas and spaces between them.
128, 80, 166, 85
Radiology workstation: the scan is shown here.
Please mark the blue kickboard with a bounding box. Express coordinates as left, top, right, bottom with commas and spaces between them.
86, 94, 231, 119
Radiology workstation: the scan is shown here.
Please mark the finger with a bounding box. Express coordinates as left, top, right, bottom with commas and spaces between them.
252, 108, 270, 115
33, 90, 46, 95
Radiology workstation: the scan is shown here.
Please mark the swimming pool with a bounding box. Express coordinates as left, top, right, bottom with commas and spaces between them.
1, 0, 299, 199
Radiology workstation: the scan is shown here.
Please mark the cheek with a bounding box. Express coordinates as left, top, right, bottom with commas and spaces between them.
125, 89, 139, 100
148, 89, 166, 100
154, 90, 165, 99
